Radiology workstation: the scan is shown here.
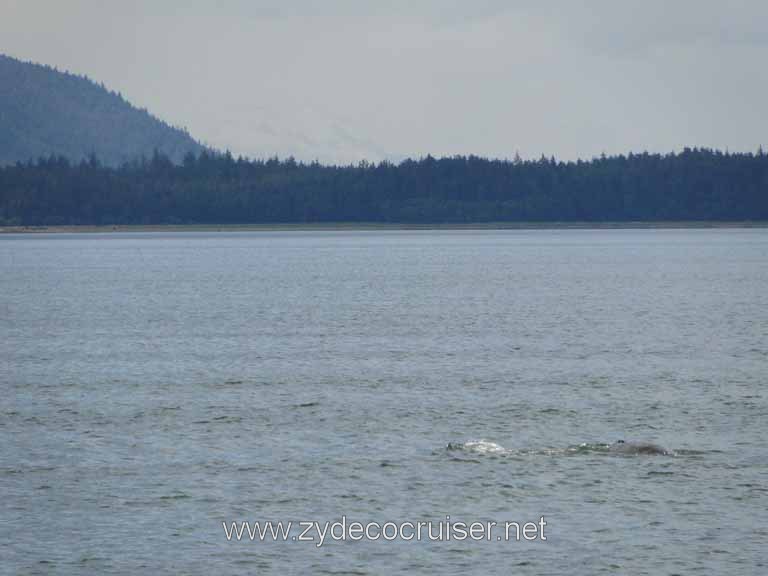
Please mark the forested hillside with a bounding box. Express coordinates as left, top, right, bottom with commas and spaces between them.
1, 148, 766, 225
0, 54, 203, 166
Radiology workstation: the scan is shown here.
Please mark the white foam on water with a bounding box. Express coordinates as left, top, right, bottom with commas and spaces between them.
456, 440, 507, 454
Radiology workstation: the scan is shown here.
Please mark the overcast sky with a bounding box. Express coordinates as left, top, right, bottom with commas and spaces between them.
2, 0, 767, 163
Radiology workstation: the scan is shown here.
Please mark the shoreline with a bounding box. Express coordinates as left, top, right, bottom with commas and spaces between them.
2, 221, 768, 234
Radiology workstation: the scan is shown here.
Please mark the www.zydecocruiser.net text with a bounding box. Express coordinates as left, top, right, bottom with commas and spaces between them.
223, 516, 547, 547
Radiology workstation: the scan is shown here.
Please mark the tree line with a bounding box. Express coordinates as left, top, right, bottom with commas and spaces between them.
1, 148, 767, 225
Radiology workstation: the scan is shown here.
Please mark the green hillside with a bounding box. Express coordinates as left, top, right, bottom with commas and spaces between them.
0, 54, 204, 166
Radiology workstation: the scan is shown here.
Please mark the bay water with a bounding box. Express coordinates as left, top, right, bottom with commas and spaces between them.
1, 229, 767, 574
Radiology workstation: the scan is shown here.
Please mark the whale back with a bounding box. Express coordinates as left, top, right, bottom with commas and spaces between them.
609, 441, 669, 455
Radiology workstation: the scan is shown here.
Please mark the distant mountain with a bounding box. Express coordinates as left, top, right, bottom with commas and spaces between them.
0, 54, 205, 166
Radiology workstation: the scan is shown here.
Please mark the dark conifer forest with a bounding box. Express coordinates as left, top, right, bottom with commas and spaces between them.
1, 148, 767, 225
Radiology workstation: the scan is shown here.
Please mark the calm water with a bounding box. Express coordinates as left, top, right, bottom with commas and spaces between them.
1, 229, 767, 575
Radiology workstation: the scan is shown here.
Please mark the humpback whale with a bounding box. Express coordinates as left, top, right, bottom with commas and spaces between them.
609, 440, 670, 455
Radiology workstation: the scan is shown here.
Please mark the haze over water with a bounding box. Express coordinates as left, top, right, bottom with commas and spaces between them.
2, 228, 767, 574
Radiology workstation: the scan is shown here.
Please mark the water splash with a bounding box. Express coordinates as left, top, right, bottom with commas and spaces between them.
446, 440, 508, 455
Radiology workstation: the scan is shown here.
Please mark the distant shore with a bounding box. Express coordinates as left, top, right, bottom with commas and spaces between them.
2, 221, 768, 234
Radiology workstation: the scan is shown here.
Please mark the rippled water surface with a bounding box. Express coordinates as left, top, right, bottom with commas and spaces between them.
2, 229, 767, 574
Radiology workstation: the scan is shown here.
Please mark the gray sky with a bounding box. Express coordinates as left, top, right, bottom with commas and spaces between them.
2, 0, 767, 163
